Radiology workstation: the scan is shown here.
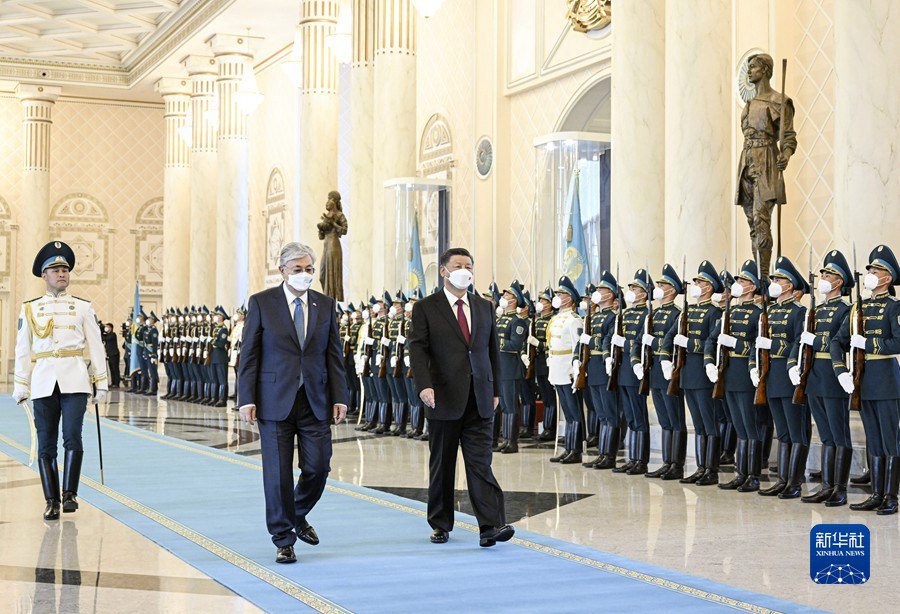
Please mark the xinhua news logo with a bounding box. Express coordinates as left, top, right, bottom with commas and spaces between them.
810, 524, 870, 584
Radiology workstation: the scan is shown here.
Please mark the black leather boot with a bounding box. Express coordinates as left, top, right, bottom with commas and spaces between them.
809, 445, 825, 481
850, 456, 885, 511
680, 435, 707, 483
876, 456, 899, 515
612, 430, 635, 473
596, 426, 620, 470
61, 450, 83, 513
760, 441, 791, 496
215, 385, 228, 407
719, 422, 736, 466
850, 454, 871, 485
502, 415, 520, 454
825, 446, 853, 507
779, 444, 810, 499
39, 457, 60, 520
721, 439, 749, 489
697, 435, 721, 485
661, 430, 687, 480
627, 431, 650, 475
803, 445, 835, 503
646, 429, 672, 478
583, 424, 608, 467
737, 440, 762, 492
761, 422, 774, 471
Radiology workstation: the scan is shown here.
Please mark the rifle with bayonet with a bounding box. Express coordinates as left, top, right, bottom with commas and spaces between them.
607, 264, 623, 392
639, 264, 653, 397
393, 308, 405, 378
668, 256, 688, 396
525, 290, 537, 381
792, 246, 816, 404
849, 244, 865, 411
574, 289, 591, 390
754, 249, 771, 406
713, 255, 730, 400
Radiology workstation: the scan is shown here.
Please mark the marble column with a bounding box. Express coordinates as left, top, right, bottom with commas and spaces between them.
664, 0, 731, 268
373, 0, 416, 289
610, 0, 665, 270
209, 35, 252, 310
298, 0, 340, 254
184, 55, 219, 306
156, 78, 192, 308
348, 0, 375, 297
833, 0, 900, 247
15, 83, 61, 299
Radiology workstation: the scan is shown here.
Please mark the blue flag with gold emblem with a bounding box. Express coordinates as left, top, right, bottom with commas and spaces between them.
563, 170, 589, 294
129, 281, 141, 376
408, 210, 427, 296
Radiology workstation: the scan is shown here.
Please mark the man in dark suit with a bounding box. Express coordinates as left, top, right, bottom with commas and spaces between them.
408, 247, 514, 547
238, 242, 349, 564
102, 322, 121, 388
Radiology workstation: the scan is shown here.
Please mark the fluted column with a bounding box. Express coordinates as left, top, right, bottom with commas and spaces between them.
611, 0, 665, 270
298, 0, 340, 258
184, 55, 219, 306
209, 35, 252, 310
15, 83, 61, 299
156, 78, 192, 308
373, 0, 416, 289
664, 0, 731, 268
349, 0, 375, 297
833, 0, 900, 247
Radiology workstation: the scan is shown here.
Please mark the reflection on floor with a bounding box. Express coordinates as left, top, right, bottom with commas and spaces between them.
1, 387, 896, 612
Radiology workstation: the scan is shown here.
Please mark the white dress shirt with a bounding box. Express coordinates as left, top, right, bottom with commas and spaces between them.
283, 282, 308, 342
444, 287, 471, 332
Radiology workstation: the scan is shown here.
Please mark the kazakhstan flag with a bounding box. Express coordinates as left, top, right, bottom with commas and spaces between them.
563, 169, 589, 294
408, 210, 427, 297
129, 281, 141, 376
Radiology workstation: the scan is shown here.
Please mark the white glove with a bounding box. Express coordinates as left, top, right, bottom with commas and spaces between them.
397, 334, 406, 344
376, 355, 383, 366
661, 360, 673, 381
755, 336, 772, 350
527, 335, 540, 347
579, 333, 592, 345
365, 337, 375, 346
521, 354, 531, 368
705, 364, 718, 383
571, 360, 581, 378
850, 334, 867, 350
750, 368, 760, 387
380, 337, 391, 347
605, 357, 613, 376
633, 364, 644, 381
800, 331, 816, 346
12, 389, 29, 404
838, 372, 854, 395
343, 335, 351, 343
390, 357, 398, 368
93, 389, 108, 404
718, 334, 737, 349
404, 355, 410, 368
788, 365, 801, 386
642, 333, 655, 347
612, 333, 626, 348
674, 334, 689, 348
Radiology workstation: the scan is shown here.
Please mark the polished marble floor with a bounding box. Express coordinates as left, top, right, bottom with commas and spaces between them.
1, 386, 897, 613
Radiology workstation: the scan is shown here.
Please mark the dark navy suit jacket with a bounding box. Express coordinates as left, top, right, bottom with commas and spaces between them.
238, 284, 349, 421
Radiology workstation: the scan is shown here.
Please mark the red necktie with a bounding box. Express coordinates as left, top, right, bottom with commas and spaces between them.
456, 299, 470, 344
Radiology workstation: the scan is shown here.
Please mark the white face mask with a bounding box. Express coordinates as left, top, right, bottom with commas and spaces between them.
689, 284, 703, 299
768, 282, 783, 298
551, 296, 563, 310
372, 304, 381, 315
495, 306, 503, 317
362, 310, 370, 320
652, 287, 665, 301
340, 316, 348, 325
535, 302, 545, 313
817, 279, 833, 295
388, 306, 397, 318
624, 290, 637, 305
864, 272, 880, 291
579, 300, 587, 311
711, 292, 723, 303
730, 282, 745, 298
287, 272, 314, 292
405, 303, 413, 313
498, 297, 510, 309
446, 268, 473, 290
591, 291, 603, 305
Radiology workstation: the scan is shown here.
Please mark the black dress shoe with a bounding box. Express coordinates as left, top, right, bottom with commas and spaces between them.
430, 529, 449, 543
479, 524, 515, 547
560, 451, 582, 464
61, 492, 79, 513
549, 451, 568, 463
43, 499, 60, 521
297, 525, 319, 546
276, 545, 296, 564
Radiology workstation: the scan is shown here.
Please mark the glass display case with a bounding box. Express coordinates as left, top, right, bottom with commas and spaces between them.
383, 178, 450, 295
531, 132, 611, 292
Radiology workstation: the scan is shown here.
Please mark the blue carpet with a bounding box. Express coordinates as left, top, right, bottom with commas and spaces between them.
0, 400, 820, 613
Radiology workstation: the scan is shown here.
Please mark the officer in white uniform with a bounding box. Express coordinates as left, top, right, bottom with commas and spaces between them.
547, 276, 585, 464
12, 241, 108, 520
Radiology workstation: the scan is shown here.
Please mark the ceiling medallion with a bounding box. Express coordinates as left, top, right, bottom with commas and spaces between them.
566, 0, 611, 34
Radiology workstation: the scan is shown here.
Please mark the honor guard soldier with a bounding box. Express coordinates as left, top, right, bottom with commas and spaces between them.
402, 291, 425, 439
229, 306, 245, 407
199, 306, 214, 405
581, 271, 621, 469
495, 281, 529, 454
143, 311, 160, 396
547, 276, 584, 464
793, 250, 853, 505
122, 313, 133, 386
831, 245, 900, 515
12, 241, 109, 520
754, 256, 809, 499
715, 269, 739, 468
356, 298, 379, 431
518, 291, 539, 439
345, 303, 362, 417
529, 287, 558, 442
159, 310, 172, 398
210, 306, 230, 407
371, 294, 392, 433
641, 264, 686, 479
611, 269, 652, 475
167, 309, 183, 400
387, 291, 410, 436
707, 260, 765, 492
131, 309, 146, 393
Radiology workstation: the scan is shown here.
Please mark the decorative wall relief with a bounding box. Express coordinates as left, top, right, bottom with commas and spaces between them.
132, 196, 164, 295
0, 196, 11, 293
264, 167, 287, 286
49, 193, 111, 286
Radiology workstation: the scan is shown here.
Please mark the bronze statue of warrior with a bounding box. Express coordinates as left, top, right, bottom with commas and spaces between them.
735, 53, 797, 278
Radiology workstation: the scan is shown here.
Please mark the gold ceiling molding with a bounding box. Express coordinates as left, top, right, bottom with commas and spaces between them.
566, 0, 612, 34
0, 0, 237, 89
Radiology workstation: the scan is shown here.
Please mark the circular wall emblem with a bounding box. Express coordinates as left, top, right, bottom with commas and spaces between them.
736, 48, 767, 105
474, 136, 493, 179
